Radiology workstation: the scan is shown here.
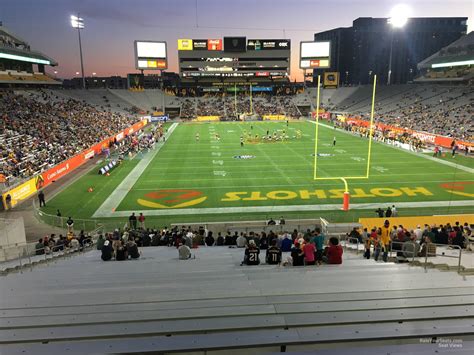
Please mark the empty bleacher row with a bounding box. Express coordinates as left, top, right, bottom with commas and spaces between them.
0, 245, 473, 354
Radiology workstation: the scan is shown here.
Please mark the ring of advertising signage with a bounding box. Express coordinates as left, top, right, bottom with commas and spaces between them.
299, 41, 331, 69
134, 40, 168, 70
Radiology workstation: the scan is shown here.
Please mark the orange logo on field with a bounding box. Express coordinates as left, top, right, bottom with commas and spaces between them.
137, 189, 207, 209
440, 182, 474, 198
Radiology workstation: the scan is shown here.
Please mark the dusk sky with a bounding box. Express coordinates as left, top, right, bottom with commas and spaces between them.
2, 0, 472, 81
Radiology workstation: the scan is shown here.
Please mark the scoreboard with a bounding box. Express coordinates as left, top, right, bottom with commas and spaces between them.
299, 41, 331, 69
178, 37, 291, 80
134, 40, 167, 70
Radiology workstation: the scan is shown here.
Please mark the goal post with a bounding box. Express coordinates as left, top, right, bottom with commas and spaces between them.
312, 74, 378, 210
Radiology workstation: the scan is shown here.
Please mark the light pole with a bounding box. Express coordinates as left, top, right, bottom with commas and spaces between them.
387, 5, 410, 85
70, 15, 85, 89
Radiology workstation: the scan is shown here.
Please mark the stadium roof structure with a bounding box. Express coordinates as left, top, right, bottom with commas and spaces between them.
0, 25, 57, 66
418, 31, 474, 69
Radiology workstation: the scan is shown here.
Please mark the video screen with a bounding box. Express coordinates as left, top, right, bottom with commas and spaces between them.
224, 37, 247, 52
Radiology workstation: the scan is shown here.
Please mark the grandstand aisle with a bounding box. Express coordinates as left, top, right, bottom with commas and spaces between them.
0, 246, 473, 354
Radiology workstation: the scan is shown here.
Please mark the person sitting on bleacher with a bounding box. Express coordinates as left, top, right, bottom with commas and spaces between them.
115, 240, 127, 261
101, 239, 113, 261
236, 234, 247, 248
266, 239, 282, 265
126, 239, 140, 259
303, 237, 316, 265
242, 240, 260, 265
418, 236, 436, 257
324, 237, 343, 265
216, 232, 224, 246
35, 238, 44, 255
280, 233, 293, 252
290, 242, 304, 266
178, 242, 192, 260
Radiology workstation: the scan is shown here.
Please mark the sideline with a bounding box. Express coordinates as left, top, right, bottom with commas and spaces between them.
92, 123, 179, 218
309, 120, 474, 175
93, 199, 473, 218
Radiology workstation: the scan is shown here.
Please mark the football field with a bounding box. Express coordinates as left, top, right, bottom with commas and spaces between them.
41, 120, 474, 227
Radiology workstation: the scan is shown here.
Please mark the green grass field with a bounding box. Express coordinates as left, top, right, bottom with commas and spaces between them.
41, 120, 474, 229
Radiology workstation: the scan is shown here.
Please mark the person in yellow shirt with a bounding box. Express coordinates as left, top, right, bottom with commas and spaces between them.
375, 220, 391, 262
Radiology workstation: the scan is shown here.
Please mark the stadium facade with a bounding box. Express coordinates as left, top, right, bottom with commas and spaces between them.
313, 17, 468, 85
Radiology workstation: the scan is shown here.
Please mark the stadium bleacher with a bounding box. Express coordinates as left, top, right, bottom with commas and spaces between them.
0, 244, 473, 354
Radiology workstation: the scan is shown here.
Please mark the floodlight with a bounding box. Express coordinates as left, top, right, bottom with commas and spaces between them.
388, 4, 411, 28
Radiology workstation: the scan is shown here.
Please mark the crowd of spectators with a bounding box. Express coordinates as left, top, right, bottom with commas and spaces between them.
100, 225, 343, 266
35, 230, 92, 255
180, 94, 301, 120
351, 220, 473, 263
0, 90, 137, 183
338, 85, 473, 142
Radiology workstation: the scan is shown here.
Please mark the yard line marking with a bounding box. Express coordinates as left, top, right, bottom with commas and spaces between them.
136, 175, 471, 185
93, 200, 474, 218
92, 122, 179, 218
131, 178, 471, 190
310, 120, 474, 175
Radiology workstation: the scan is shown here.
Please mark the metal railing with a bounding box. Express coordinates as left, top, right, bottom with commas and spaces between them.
1, 237, 98, 274
344, 237, 361, 255
341, 237, 465, 274
423, 243, 463, 273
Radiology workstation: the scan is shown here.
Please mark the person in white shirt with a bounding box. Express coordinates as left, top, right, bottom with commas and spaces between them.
236, 234, 247, 248
414, 225, 423, 242
178, 243, 192, 260
391, 205, 397, 217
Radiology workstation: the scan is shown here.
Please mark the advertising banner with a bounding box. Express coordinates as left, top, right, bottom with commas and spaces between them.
178, 39, 193, 50
344, 116, 473, 149
1, 179, 37, 209
207, 39, 222, 51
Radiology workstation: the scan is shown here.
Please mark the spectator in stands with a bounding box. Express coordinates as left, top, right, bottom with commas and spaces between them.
129, 213, 137, 230
290, 242, 304, 266
115, 240, 127, 261
303, 237, 316, 266
414, 225, 423, 242
96, 234, 105, 250
266, 239, 282, 265
236, 233, 247, 248
216, 232, 224, 246
126, 239, 140, 259
70, 236, 80, 251
324, 237, 343, 265
138, 213, 145, 229
418, 236, 436, 257
280, 233, 293, 252
101, 238, 113, 261
178, 242, 192, 260
35, 238, 44, 255
66, 217, 74, 233
205, 231, 215, 246
348, 227, 362, 243
241, 240, 260, 265
312, 227, 325, 266
452, 226, 466, 249
374, 220, 390, 262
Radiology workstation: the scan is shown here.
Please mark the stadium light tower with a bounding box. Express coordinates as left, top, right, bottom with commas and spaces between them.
70, 15, 86, 89
387, 4, 410, 85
